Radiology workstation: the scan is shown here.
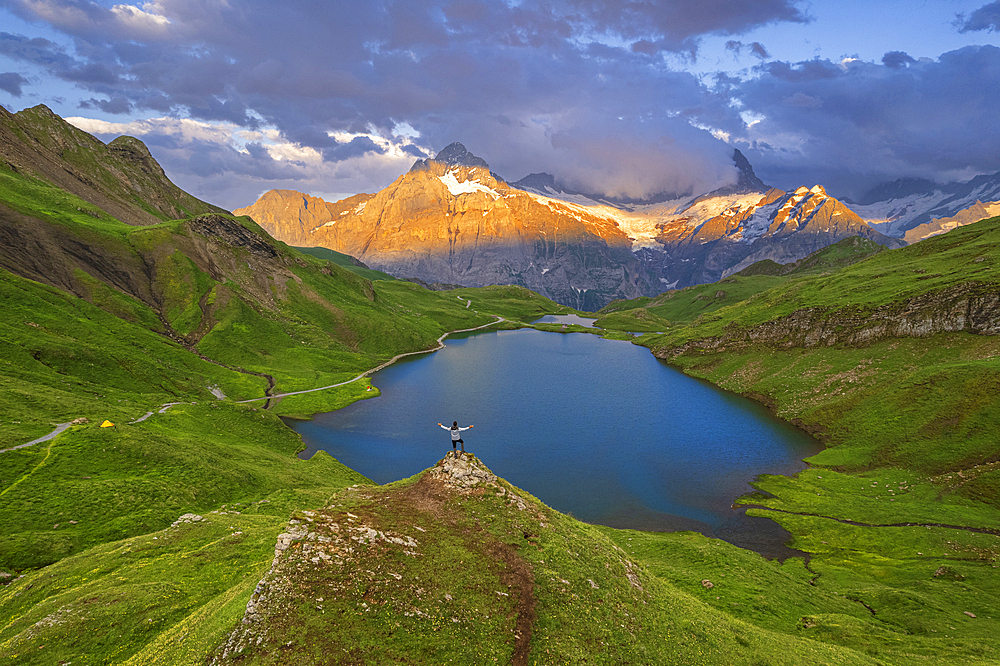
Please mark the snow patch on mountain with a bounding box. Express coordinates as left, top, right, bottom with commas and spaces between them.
851, 172, 1000, 238
850, 192, 955, 235
677, 193, 765, 227
438, 170, 501, 198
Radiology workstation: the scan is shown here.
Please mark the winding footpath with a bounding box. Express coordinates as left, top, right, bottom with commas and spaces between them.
0, 422, 73, 455
2, 313, 507, 452
237, 314, 505, 403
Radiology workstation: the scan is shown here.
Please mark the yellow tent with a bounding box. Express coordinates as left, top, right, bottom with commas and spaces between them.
100, 420, 115, 428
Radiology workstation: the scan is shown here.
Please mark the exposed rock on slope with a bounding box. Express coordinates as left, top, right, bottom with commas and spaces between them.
655, 282, 1000, 359
244, 144, 658, 310
239, 146, 900, 306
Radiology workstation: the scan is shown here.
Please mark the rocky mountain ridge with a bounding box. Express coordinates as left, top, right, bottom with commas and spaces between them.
240, 144, 659, 310
849, 171, 1000, 239
240, 144, 906, 308
655, 281, 1000, 360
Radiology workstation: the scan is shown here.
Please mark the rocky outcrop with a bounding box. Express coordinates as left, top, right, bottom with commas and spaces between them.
243, 146, 659, 310
238, 146, 901, 306
189, 214, 279, 259
655, 282, 1000, 359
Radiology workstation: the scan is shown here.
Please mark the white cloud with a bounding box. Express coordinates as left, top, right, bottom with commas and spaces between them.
111, 3, 171, 30
66, 114, 422, 208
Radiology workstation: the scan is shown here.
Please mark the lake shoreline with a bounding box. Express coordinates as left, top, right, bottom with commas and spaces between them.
289, 321, 823, 559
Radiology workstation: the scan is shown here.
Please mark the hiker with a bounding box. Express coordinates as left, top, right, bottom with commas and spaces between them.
438, 421, 473, 457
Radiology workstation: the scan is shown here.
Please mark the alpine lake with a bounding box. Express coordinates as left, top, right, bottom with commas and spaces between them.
290, 315, 823, 559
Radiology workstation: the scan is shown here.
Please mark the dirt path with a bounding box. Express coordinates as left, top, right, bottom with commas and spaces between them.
237, 314, 505, 404
0, 422, 72, 454
5, 314, 507, 448
0, 433, 61, 498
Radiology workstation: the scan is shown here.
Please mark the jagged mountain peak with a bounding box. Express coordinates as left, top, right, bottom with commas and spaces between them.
791, 184, 827, 197
723, 148, 769, 195
434, 142, 490, 169
515, 172, 560, 192
410, 141, 491, 174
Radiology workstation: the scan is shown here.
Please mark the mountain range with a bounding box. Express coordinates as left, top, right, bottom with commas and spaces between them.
238, 141, 1000, 310
3, 103, 1000, 666
238, 144, 963, 309
848, 173, 1000, 241
237, 145, 659, 311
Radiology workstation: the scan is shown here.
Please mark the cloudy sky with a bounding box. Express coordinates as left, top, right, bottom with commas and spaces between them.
2, 0, 999, 209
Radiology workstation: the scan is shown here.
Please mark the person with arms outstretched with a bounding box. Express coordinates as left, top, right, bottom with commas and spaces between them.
439, 420, 473, 458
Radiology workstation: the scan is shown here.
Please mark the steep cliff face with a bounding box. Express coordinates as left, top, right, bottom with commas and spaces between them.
628, 185, 903, 288
232, 189, 371, 247
243, 145, 658, 310
238, 146, 901, 306
655, 282, 1000, 359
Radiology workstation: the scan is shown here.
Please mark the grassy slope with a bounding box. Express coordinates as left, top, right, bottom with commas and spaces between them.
199, 457, 880, 666
3, 104, 226, 223
292, 245, 398, 282
588, 217, 1000, 665
595, 237, 891, 332
0, 148, 563, 662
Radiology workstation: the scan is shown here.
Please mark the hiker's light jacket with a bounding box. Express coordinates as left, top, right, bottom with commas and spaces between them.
441, 424, 470, 440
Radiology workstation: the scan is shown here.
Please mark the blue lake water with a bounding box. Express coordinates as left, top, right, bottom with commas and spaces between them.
532, 314, 597, 327
290, 327, 822, 558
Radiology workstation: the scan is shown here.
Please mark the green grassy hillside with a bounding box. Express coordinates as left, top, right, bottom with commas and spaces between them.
3, 105, 1000, 665
293, 245, 399, 282
1, 104, 226, 225
586, 216, 1000, 665
595, 236, 891, 332
6, 454, 996, 665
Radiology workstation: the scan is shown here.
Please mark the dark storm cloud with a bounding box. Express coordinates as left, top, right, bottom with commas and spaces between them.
725, 40, 771, 59
322, 136, 386, 162
0, 0, 811, 198
0, 32, 76, 70
957, 2, 1000, 32
760, 59, 840, 82
79, 96, 131, 114
552, 0, 807, 53
881, 51, 917, 69
734, 46, 1000, 198
155, 137, 307, 181
61, 62, 119, 84
0, 72, 29, 96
